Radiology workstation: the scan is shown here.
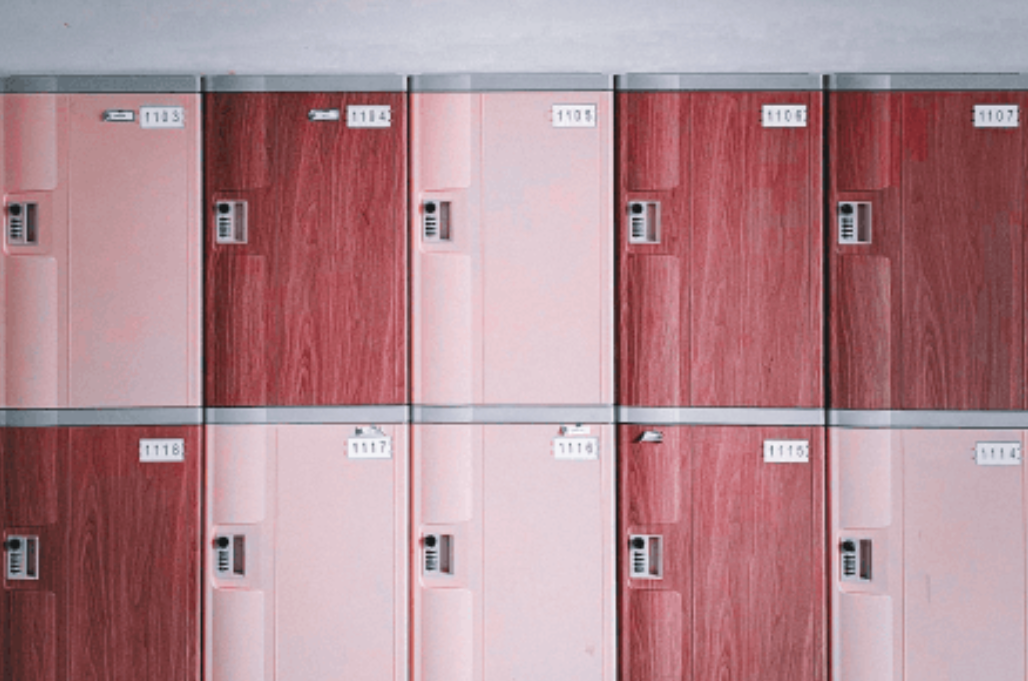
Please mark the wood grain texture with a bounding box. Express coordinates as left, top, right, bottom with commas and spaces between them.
900, 92, 1025, 410
617, 91, 690, 408
831, 91, 1028, 411
627, 590, 683, 681
621, 425, 825, 681
692, 426, 823, 681
1, 428, 64, 681
7, 591, 57, 681
623, 91, 681, 191
618, 91, 822, 409
620, 425, 691, 681
621, 256, 682, 407
66, 426, 200, 681
205, 255, 268, 406
691, 92, 822, 408
205, 91, 408, 407
831, 256, 892, 409
2, 427, 58, 526
204, 92, 270, 191
833, 92, 894, 191
750, 427, 825, 681
829, 92, 905, 409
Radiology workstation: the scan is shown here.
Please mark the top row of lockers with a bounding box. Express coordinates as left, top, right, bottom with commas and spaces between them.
2, 73, 1026, 414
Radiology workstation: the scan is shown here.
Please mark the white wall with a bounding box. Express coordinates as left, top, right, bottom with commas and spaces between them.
1, 0, 1026, 75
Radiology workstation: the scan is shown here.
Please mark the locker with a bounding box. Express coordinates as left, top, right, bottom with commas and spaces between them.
203, 75, 407, 408
410, 74, 614, 410
205, 414, 408, 681
827, 74, 1028, 681
828, 74, 1028, 411
1, 76, 201, 409
1, 420, 201, 681
616, 74, 826, 681
830, 426, 1027, 681
618, 425, 826, 681
412, 421, 615, 681
617, 74, 823, 411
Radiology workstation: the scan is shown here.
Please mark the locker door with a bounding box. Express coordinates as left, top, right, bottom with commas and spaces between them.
205, 89, 407, 408
1, 428, 63, 681
903, 430, 1025, 681
689, 92, 822, 408
618, 90, 688, 408
67, 94, 201, 409
692, 426, 824, 681
66, 426, 200, 681
274, 424, 407, 681
413, 423, 483, 681
900, 92, 1025, 410
207, 421, 408, 681
3, 93, 64, 408
623, 425, 824, 681
620, 425, 690, 681
482, 424, 614, 680
480, 92, 613, 406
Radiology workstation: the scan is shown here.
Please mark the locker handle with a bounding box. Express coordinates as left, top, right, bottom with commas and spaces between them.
837, 201, 872, 245
5, 535, 39, 581
627, 200, 660, 244
7, 202, 39, 246
215, 200, 248, 245
840, 537, 872, 582
629, 534, 663, 579
423, 533, 454, 575
214, 534, 246, 577
422, 200, 451, 242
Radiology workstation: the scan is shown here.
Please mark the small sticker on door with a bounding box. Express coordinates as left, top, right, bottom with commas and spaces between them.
139, 438, 185, 462
762, 105, 807, 128
139, 106, 185, 129
347, 105, 391, 128
553, 436, 599, 460
347, 427, 392, 459
974, 105, 1019, 128
552, 104, 597, 128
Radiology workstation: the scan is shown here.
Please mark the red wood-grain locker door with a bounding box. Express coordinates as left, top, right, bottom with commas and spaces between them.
620, 424, 825, 681
1, 426, 200, 681
829, 84, 1027, 410
205, 85, 407, 408
619, 87, 823, 409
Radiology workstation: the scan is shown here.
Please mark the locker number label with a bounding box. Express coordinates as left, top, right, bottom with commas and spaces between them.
139, 438, 185, 462
347, 433, 392, 459
552, 104, 597, 128
975, 441, 1022, 466
347, 105, 392, 128
974, 105, 1019, 128
762, 104, 807, 128
553, 436, 599, 460
763, 439, 809, 463
139, 107, 185, 129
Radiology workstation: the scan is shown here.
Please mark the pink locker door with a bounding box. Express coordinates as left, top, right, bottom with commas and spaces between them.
411, 75, 613, 407
2, 424, 201, 681
206, 421, 408, 681
3, 89, 62, 408
413, 422, 615, 681
2, 77, 201, 410
831, 427, 1026, 681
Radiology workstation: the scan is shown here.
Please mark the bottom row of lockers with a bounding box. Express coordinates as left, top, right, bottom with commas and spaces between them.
2, 422, 1026, 680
